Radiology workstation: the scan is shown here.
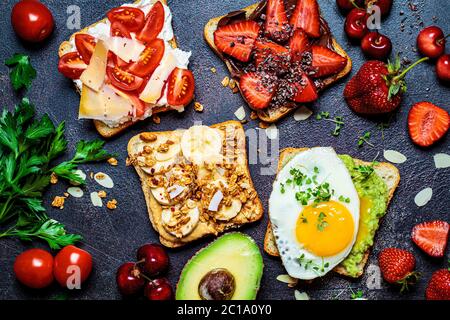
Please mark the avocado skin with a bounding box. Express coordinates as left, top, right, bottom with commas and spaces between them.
175, 232, 264, 300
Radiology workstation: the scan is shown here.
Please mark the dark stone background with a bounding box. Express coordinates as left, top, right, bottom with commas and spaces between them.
0, 0, 449, 300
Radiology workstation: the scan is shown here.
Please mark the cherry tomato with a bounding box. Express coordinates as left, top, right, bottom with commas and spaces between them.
128, 38, 165, 77
167, 68, 195, 106
108, 52, 130, 69
129, 93, 147, 117
14, 249, 54, 289
107, 66, 144, 91
53, 245, 93, 288
110, 21, 131, 39
58, 52, 87, 79
107, 6, 145, 33
11, 0, 54, 42
137, 1, 165, 43
75, 34, 96, 64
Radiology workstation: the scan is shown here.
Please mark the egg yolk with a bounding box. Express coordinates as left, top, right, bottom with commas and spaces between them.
295, 201, 355, 257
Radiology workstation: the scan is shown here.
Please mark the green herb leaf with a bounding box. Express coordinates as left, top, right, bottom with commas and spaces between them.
5, 54, 37, 91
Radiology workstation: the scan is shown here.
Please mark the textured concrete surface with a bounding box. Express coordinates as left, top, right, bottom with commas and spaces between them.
0, 0, 449, 300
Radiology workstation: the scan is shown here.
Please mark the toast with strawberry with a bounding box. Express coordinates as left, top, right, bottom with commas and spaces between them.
204, 0, 352, 123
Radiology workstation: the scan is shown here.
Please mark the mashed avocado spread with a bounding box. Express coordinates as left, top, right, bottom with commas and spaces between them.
338, 155, 389, 277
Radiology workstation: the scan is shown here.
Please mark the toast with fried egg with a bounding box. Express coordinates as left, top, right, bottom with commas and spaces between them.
264, 148, 400, 278
204, 0, 352, 123
127, 121, 264, 248
58, 0, 192, 138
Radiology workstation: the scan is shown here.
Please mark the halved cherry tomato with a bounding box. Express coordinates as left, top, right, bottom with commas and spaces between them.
53, 245, 92, 288
107, 65, 144, 91
108, 52, 130, 69
128, 38, 165, 78
58, 52, 87, 79
107, 7, 145, 33
129, 93, 147, 117
137, 2, 165, 43
167, 68, 195, 106
110, 21, 131, 38
75, 33, 96, 64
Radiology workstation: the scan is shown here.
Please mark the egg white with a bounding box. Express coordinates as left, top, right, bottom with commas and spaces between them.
269, 147, 360, 280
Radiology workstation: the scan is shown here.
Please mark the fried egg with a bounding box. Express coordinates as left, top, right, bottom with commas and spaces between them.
269, 147, 360, 280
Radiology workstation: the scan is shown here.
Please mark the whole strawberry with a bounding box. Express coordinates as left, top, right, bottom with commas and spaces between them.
426, 268, 450, 300
378, 248, 421, 292
344, 56, 429, 115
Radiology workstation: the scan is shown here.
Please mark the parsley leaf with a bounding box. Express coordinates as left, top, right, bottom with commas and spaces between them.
5, 54, 37, 91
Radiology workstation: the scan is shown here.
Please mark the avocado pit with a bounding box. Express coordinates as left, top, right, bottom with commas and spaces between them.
198, 268, 235, 300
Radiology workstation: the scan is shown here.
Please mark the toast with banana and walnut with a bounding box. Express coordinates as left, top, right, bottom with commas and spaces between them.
127, 121, 263, 248
204, 0, 352, 123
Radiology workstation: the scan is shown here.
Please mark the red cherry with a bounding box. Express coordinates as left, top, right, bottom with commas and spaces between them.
344, 8, 368, 40
361, 32, 392, 60
144, 278, 173, 300
436, 54, 450, 82
116, 262, 145, 296
136, 243, 169, 277
417, 26, 446, 59
336, 0, 363, 12
367, 0, 393, 16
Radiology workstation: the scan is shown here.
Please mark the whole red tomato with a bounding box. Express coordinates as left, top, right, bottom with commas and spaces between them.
11, 0, 54, 42
14, 248, 54, 289
53, 245, 93, 288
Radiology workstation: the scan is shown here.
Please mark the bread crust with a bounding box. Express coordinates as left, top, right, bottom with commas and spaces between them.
204, 2, 353, 123
58, 0, 180, 138
127, 120, 264, 248
263, 147, 400, 278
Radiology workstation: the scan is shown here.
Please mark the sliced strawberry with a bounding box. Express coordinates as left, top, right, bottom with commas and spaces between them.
254, 39, 289, 68
311, 45, 348, 78
412, 220, 449, 258
240, 72, 277, 110
290, 0, 321, 38
265, 0, 290, 42
408, 102, 450, 147
214, 21, 260, 62
289, 29, 310, 62
291, 73, 318, 103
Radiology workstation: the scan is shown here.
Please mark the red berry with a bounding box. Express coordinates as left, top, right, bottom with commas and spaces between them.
417, 26, 446, 59
336, 0, 363, 12
378, 248, 420, 292
426, 269, 450, 300
311, 45, 348, 78
290, 0, 321, 38
436, 54, 450, 82
240, 72, 277, 110
408, 102, 450, 147
116, 262, 145, 296
367, 0, 393, 16
136, 243, 169, 277
144, 278, 173, 300
361, 32, 392, 60
412, 220, 450, 257
265, 0, 290, 42
344, 8, 368, 40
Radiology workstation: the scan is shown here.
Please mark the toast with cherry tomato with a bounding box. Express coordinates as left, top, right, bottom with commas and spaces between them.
204, 0, 352, 123
58, 0, 195, 138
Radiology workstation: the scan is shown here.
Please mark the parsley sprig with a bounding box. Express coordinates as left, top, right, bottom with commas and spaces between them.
5, 54, 37, 91
0, 99, 115, 248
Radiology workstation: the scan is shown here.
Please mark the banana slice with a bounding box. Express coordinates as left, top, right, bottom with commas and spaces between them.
215, 199, 242, 221
161, 205, 200, 237
154, 142, 181, 162
181, 126, 222, 164
151, 187, 171, 206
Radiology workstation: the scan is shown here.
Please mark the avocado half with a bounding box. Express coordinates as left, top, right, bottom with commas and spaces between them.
176, 232, 264, 300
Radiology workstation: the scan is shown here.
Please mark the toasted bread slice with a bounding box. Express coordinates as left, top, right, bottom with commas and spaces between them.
58, 0, 180, 138
204, 1, 352, 123
127, 120, 264, 248
264, 147, 400, 278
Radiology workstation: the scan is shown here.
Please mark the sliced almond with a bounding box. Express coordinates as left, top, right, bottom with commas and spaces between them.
67, 187, 84, 198
294, 290, 310, 300
266, 124, 278, 140
90, 192, 103, 207
276, 274, 297, 285
234, 106, 246, 121
434, 153, 450, 169
94, 172, 114, 189
383, 149, 407, 164
414, 187, 433, 207
294, 106, 313, 121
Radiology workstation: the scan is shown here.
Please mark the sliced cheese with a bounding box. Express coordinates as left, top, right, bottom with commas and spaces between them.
139, 51, 177, 104
80, 40, 108, 92
79, 84, 133, 121
101, 36, 145, 63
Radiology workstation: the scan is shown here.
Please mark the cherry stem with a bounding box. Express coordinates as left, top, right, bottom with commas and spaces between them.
351, 0, 363, 10
437, 34, 450, 45
393, 57, 430, 82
